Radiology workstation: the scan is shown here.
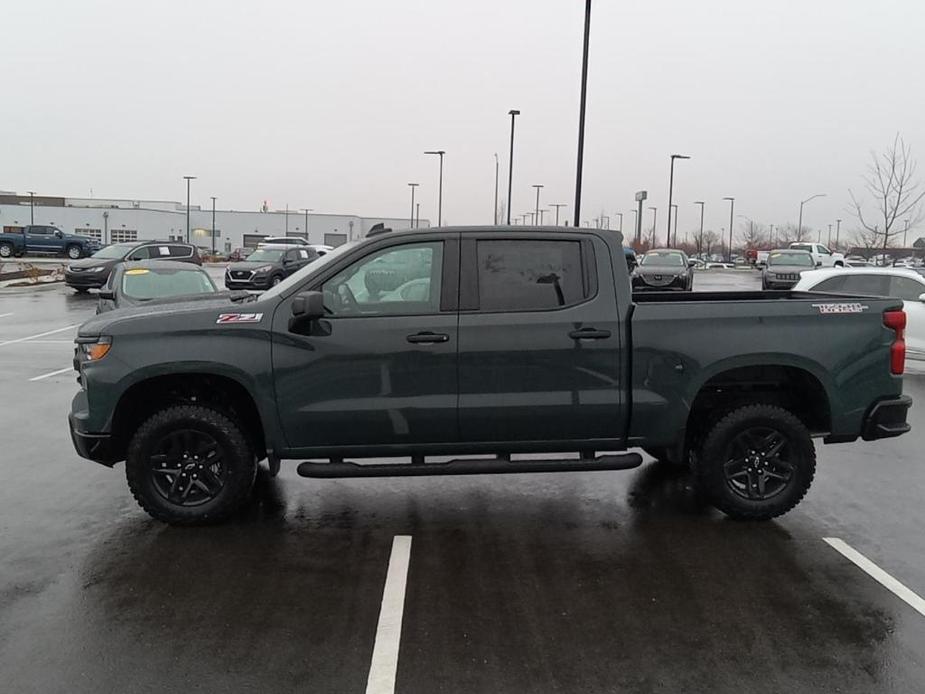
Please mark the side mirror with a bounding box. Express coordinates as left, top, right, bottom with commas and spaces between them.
291, 290, 325, 320
688, 259, 697, 267
816, 261, 822, 267
919, 293, 925, 303
282, 257, 292, 265
55, 230, 63, 238
98, 290, 115, 300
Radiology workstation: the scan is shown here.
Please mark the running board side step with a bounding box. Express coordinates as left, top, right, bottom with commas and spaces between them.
296, 453, 643, 479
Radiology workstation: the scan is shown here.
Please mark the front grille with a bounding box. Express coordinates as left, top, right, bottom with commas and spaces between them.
775, 273, 799, 281
230, 270, 252, 279
641, 273, 678, 286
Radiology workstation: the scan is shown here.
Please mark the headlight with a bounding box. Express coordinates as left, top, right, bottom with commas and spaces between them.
87, 266, 105, 272
255, 265, 273, 273
78, 336, 112, 361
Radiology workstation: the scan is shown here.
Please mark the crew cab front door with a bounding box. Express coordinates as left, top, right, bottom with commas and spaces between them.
271, 235, 460, 450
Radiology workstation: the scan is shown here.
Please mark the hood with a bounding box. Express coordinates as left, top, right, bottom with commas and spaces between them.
227, 260, 276, 271
68, 256, 119, 269
765, 265, 811, 273
124, 289, 252, 308
78, 293, 261, 338
636, 265, 688, 275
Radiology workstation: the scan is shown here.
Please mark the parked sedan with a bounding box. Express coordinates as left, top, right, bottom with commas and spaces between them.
795, 267, 925, 361
97, 261, 240, 313
225, 246, 320, 290
631, 249, 693, 291
65, 240, 201, 292
761, 250, 816, 290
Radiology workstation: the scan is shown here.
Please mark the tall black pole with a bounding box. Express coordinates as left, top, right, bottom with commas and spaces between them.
836, 218, 841, 248
210, 196, 216, 254
667, 158, 675, 246
533, 184, 543, 225
416, 203, 420, 228
493, 153, 499, 224
507, 110, 519, 225
425, 150, 445, 226
183, 176, 196, 243
28, 191, 35, 224
694, 201, 705, 256
573, 0, 591, 227
671, 204, 678, 246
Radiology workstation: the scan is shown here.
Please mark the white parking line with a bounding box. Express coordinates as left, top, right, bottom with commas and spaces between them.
365, 535, 413, 694
0, 312, 14, 319
824, 537, 925, 617
29, 366, 74, 382
0, 324, 76, 347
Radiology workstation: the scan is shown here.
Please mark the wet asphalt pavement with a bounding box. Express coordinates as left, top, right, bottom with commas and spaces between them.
1, 271, 924, 693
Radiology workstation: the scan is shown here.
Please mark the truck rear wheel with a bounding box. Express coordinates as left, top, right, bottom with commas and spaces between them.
125, 404, 257, 525
0, 242, 12, 258
694, 404, 815, 521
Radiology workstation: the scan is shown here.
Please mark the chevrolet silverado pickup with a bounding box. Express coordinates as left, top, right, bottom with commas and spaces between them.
68, 226, 912, 525
0, 225, 100, 259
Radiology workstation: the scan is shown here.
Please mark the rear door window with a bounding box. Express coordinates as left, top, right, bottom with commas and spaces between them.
890, 276, 925, 301
474, 239, 589, 312
811, 276, 847, 292
167, 244, 192, 258
126, 246, 151, 260
839, 274, 890, 296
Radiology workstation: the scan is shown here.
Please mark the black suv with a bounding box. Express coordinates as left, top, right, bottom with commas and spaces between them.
225, 246, 319, 290
65, 241, 202, 292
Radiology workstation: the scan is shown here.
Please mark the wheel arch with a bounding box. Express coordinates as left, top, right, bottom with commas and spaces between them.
109, 371, 268, 463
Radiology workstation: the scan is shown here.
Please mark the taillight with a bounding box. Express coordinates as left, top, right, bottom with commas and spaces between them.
883, 310, 906, 375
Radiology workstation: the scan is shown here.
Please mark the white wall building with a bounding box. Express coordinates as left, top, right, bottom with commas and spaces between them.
0, 192, 427, 253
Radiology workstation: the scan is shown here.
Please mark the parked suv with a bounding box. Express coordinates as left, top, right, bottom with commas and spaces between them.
225, 246, 319, 290
65, 240, 201, 292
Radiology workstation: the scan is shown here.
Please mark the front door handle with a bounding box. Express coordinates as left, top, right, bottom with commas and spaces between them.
568, 328, 611, 340
406, 331, 450, 344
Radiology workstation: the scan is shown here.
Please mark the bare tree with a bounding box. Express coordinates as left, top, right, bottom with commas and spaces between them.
701, 230, 719, 257
849, 133, 925, 253
851, 226, 881, 256
740, 221, 767, 248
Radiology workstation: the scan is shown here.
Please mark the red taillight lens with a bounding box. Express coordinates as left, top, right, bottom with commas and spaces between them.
884, 310, 906, 375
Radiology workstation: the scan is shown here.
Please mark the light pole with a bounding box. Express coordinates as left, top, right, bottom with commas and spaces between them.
694, 201, 705, 256
539, 209, 547, 225
601, 214, 610, 229
670, 204, 678, 246
493, 153, 499, 224
285, 203, 289, 235
507, 109, 520, 225
667, 154, 690, 245
723, 196, 735, 262
424, 150, 445, 226
407, 183, 419, 228
797, 193, 826, 242
828, 224, 833, 246
550, 203, 567, 225
416, 203, 420, 228
648, 206, 658, 245
532, 184, 544, 224
573, 0, 592, 227
835, 218, 841, 248
629, 209, 638, 242
210, 196, 216, 254
183, 176, 196, 243
302, 208, 313, 241
769, 224, 775, 247
27, 191, 36, 224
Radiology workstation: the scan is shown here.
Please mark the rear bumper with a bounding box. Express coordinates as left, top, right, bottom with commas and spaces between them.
861, 395, 912, 441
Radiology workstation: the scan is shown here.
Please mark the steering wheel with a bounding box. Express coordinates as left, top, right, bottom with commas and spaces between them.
335, 282, 359, 313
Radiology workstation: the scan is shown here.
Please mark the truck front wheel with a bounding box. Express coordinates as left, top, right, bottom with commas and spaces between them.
66, 245, 83, 259
125, 404, 257, 525
694, 404, 815, 521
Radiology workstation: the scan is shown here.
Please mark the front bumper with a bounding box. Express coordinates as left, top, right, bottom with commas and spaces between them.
68, 412, 117, 466
632, 277, 689, 291
225, 275, 271, 290
65, 270, 108, 289
861, 395, 912, 441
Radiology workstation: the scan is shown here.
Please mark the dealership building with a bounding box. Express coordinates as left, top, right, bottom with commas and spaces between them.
0, 192, 425, 253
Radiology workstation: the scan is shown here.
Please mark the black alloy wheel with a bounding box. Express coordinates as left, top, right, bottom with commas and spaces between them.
722, 426, 793, 501
149, 429, 226, 507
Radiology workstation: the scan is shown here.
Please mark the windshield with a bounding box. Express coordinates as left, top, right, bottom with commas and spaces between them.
245, 249, 285, 262
769, 252, 814, 267
260, 240, 360, 300
640, 251, 685, 267
121, 267, 216, 300
91, 243, 136, 259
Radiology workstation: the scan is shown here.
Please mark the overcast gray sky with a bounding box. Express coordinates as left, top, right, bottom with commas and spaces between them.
4, 0, 925, 239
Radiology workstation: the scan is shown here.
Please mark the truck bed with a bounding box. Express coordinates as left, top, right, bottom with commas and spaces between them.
632, 290, 863, 303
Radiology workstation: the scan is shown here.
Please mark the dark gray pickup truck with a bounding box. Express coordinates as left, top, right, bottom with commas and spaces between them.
69, 226, 912, 525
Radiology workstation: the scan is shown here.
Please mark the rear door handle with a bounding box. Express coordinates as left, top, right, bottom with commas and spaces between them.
406, 331, 450, 344
568, 328, 611, 340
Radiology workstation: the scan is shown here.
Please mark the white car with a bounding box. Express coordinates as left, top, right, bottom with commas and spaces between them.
795, 267, 925, 361
789, 242, 845, 268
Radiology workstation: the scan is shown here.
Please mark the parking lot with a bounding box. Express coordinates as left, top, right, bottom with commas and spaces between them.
1, 271, 924, 693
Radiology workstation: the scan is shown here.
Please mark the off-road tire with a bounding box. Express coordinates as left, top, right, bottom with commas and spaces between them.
126, 404, 257, 525
694, 404, 815, 521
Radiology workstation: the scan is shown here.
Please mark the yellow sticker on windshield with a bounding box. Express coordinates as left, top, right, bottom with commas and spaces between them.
125, 268, 150, 275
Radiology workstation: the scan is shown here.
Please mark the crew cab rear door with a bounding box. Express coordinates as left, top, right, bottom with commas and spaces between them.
457, 231, 625, 444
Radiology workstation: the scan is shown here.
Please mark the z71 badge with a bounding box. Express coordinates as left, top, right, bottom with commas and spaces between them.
811, 303, 869, 314
216, 312, 264, 324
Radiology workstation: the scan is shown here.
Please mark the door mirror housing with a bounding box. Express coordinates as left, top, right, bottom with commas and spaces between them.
98, 290, 115, 300
919, 292, 925, 303
291, 290, 325, 320
55, 230, 64, 238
